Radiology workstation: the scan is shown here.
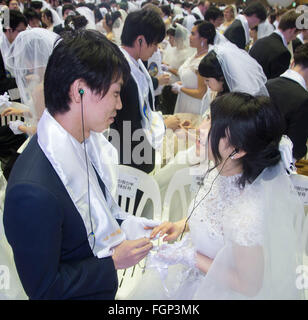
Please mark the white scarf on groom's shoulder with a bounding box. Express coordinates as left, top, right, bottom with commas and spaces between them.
37, 109, 126, 258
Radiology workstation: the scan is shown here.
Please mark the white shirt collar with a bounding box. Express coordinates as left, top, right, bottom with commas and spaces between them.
297, 33, 304, 44
274, 29, 288, 48
280, 69, 307, 91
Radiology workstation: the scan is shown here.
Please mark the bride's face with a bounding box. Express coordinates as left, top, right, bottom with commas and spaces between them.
208, 136, 234, 163
204, 77, 224, 93
190, 25, 203, 48
168, 35, 176, 47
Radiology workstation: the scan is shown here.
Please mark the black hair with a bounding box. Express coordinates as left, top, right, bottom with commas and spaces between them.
64, 13, 88, 31
193, 20, 216, 45
119, 1, 128, 11
83, 3, 95, 11
182, 2, 192, 9
198, 50, 229, 94
3, 10, 27, 32
204, 6, 223, 22
243, 1, 266, 22
294, 43, 308, 69
209, 93, 283, 188
93, 7, 103, 23
30, 1, 43, 10
121, 9, 165, 47
42, 8, 53, 23
166, 27, 175, 37
105, 11, 121, 28
44, 30, 130, 116
62, 4, 75, 16
23, 8, 41, 22
160, 4, 171, 17
99, 2, 111, 10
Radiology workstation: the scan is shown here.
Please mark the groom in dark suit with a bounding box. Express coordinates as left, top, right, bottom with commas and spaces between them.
3, 30, 153, 300
224, 1, 266, 50
250, 10, 301, 80
266, 43, 308, 161
110, 8, 166, 174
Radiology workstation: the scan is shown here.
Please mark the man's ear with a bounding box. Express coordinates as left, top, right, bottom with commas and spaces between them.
70, 79, 86, 103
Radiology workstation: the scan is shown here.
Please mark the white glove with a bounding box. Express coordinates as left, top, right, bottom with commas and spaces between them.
121, 215, 160, 240
0, 92, 12, 112
9, 120, 24, 135
279, 135, 296, 175
171, 82, 183, 93
161, 64, 169, 72
147, 236, 196, 269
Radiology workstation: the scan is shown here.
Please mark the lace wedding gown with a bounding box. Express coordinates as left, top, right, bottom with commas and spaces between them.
128, 163, 305, 300
128, 168, 263, 299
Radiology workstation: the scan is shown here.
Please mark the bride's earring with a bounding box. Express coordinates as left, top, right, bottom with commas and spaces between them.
201, 41, 204, 48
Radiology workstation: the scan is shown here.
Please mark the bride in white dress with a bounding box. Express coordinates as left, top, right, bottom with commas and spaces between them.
128, 92, 306, 300
172, 21, 216, 115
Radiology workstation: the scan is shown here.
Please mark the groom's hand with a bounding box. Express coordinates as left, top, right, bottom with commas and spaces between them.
112, 238, 153, 270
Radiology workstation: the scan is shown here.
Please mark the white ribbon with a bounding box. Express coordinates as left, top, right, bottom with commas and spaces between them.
279, 135, 296, 175
236, 14, 250, 46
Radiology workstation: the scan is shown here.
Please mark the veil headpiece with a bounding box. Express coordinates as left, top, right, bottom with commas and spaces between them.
172, 23, 190, 50
6, 28, 59, 125
211, 42, 269, 96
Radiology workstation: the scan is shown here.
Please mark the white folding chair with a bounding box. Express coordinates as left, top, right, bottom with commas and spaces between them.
116, 164, 162, 220
115, 165, 162, 300
161, 166, 195, 222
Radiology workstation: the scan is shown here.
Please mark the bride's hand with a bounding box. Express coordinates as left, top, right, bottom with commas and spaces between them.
150, 220, 186, 242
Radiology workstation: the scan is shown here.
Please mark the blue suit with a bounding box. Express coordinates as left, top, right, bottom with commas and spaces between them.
3, 135, 118, 300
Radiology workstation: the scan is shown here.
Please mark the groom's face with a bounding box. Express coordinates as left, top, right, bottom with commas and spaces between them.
83, 78, 123, 134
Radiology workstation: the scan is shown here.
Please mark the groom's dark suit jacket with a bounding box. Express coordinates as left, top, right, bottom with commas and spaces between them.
249, 32, 291, 80
110, 65, 156, 174
3, 135, 118, 300
266, 77, 308, 160
0, 51, 18, 96
224, 19, 246, 50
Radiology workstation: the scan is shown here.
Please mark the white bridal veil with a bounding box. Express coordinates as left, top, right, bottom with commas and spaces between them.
6, 28, 59, 127
163, 23, 195, 70
211, 41, 269, 96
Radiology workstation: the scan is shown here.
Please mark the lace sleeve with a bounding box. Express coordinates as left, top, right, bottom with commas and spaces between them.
224, 190, 264, 247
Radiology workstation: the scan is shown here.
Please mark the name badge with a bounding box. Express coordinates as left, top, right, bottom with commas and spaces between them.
117, 173, 140, 199
291, 173, 308, 205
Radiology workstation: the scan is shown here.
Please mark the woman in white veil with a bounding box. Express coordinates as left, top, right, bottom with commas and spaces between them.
4, 28, 58, 139
102, 11, 123, 46
198, 41, 268, 116
163, 22, 195, 81
76, 6, 96, 30
128, 92, 306, 300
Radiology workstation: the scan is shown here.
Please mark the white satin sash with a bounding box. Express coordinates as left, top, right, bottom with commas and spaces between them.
236, 14, 250, 46
37, 110, 126, 258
